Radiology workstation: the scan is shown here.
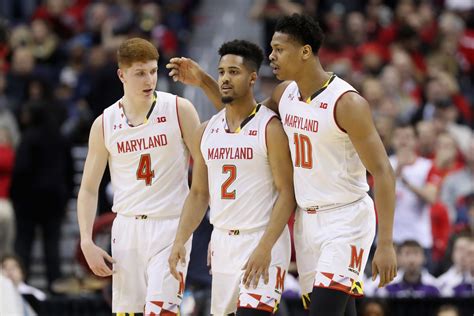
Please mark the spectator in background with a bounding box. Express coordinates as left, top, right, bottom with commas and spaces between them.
359, 299, 387, 316
5, 46, 37, 115
0, 126, 15, 258
249, 0, 303, 58
390, 124, 434, 259
0, 73, 20, 147
416, 120, 437, 159
441, 138, 474, 223
1, 254, 46, 311
10, 100, 74, 292
377, 240, 440, 298
0, 274, 31, 316
374, 114, 395, 155
436, 305, 460, 316
437, 235, 470, 296
379, 64, 418, 123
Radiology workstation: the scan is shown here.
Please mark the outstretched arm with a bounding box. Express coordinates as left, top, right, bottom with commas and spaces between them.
336, 92, 397, 288
242, 117, 296, 289
167, 57, 291, 115
168, 123, 210, 280
77, 116, 115, 277
167, 58, 223, 110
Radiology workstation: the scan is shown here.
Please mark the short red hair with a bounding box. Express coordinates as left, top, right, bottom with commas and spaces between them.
117, 38, 159, 69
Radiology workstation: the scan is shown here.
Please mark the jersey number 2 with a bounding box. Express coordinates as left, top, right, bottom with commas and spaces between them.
294, 133, 313, 169
221, 165, 236, 199
136, 154, 155, 186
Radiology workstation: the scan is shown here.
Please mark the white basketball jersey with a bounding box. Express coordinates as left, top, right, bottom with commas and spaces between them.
201, 105, 278, 230
103, 91, 190, 217
279, 76, 369, 208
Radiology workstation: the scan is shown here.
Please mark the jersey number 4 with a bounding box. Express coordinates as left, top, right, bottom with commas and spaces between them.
136, 154, 155, 186
221, 165, 236, 199
294, 133, 313, 169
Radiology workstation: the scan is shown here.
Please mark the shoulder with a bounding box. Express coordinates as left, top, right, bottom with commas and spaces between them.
336, 91, 369, 113
176, 96, 194, 109
91, 114, 104, 133
259, 104, 278, 117
268, 81, 294, 110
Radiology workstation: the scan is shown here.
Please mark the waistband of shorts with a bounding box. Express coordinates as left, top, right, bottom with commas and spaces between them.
303, 196, 365, 214
116, 213, 180, 220
214, 225, 266, 236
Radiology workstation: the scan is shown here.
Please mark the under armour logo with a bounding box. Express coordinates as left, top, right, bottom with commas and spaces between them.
211, 128, 220, 133
288, 93, 295, 100
114, 124, 123, 130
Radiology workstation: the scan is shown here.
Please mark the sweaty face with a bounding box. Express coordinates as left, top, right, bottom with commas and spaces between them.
269, 32, 303, 81
217, 54, 254, 104
119, 60, 158, 102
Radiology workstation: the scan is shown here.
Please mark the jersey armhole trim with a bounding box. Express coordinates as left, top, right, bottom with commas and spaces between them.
176, 96, 183, 138
265, 115, 279, 153
333, 90, 358, 134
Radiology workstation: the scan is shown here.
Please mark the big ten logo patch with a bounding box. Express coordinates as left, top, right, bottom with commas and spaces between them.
156, 116, 167, 123
348, 245, 364, 275
320, 102, 328, 109
249, 130, 257, 136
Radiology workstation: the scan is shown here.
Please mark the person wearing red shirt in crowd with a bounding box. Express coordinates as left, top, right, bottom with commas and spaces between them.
0, 126, 15, 258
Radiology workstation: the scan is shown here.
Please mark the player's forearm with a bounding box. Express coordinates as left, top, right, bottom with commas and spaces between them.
258, 190, 295, 249
198, 72, 223, 111
174, 191, 209, 245
373, 168, 396, 244
77, 188, 99, 244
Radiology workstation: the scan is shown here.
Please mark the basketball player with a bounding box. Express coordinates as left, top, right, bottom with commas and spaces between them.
168, 40, 295, 316
167, 14, 397, 316
77, 38, 200, 315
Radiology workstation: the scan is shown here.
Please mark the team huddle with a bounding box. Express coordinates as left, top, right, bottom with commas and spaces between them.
77, 14, 397, 316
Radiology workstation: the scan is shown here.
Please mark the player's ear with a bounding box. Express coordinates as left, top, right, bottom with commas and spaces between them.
250, 72, 257, 86
117, 69, 125, 83
302, 44, 312, 60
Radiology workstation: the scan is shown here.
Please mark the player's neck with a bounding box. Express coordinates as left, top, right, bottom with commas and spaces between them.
295, 60, 331, 102
225, 98, 258, 131
121, 94, 154, 125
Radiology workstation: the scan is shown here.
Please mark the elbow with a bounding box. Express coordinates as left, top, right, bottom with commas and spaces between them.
278, 186, 296, 210
372, 163, 396, 185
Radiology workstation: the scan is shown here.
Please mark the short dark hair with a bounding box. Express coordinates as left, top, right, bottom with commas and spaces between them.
218, 40, 264, 72
275, 14, 325, 54
398, 239, 423, 252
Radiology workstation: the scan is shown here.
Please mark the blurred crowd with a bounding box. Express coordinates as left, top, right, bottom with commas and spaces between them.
0, 0, 474, 315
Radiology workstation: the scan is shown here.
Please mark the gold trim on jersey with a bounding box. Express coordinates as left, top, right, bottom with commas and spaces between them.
301, 73, 336, 104
225, 104, 261, 133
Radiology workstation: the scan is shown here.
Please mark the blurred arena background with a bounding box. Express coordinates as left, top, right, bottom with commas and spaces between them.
0, 0, 473, 315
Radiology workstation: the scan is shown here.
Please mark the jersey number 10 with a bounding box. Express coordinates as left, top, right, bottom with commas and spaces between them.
293, 133, 313, 169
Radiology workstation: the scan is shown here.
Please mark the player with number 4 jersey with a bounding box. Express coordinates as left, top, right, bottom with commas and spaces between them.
77, 38, 200, 315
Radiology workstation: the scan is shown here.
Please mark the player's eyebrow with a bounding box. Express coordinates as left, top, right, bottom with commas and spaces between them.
218, 66, 241, 71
